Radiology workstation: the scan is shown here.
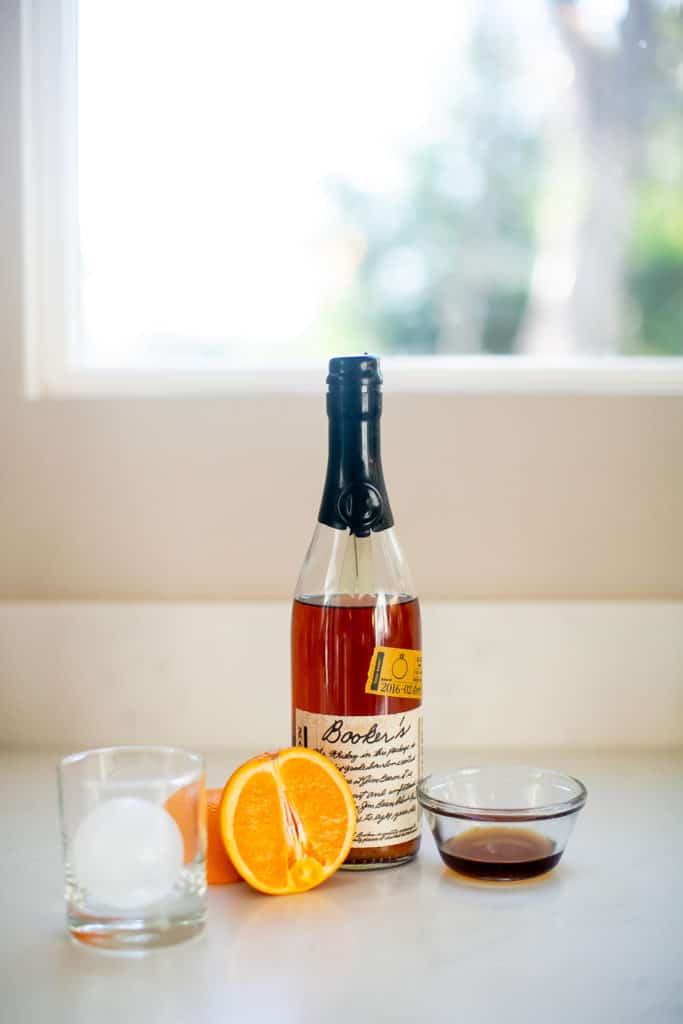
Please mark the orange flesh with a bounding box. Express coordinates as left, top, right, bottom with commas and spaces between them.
278, 758, 350, 866
221, 749, 356, 895
232, 766, 290, 891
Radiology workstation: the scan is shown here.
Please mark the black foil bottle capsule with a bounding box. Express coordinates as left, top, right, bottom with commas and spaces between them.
291, 355, 422, 869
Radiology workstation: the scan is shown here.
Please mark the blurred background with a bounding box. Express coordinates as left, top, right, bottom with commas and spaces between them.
0, 0, 681, 751
76, 0, 683, 369
0, 0, 681, 609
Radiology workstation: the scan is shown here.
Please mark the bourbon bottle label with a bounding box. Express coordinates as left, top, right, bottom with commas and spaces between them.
295, 708, 422, 848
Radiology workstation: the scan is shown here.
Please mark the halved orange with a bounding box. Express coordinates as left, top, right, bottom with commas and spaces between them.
219, 748, 356, 895
205, 788, 242, 885
165, 782, 242, 885
164, 777, 205, 865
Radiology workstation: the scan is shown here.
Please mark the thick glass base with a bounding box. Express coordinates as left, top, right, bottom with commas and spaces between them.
342, 836, 420, 870
68, 911, 206, 954
341, 852, 417, 871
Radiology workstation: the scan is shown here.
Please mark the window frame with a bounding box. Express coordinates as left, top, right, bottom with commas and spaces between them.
20, 0, 683, 399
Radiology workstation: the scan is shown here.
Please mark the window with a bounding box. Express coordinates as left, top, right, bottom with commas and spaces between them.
22, 0, 683, 394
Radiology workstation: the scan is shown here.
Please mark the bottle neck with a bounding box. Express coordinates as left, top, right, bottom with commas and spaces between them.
318, 397, 394, 537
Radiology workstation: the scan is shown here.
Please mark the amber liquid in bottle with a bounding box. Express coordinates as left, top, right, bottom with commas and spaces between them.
291, 355, 422, 869
292, 594, 421, 866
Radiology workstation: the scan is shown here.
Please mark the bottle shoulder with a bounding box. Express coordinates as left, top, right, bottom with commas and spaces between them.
294, 524, 416, 602
294, 593, 419, 608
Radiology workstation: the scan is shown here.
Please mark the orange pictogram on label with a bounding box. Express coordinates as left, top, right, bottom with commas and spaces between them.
364, 647, 422, 699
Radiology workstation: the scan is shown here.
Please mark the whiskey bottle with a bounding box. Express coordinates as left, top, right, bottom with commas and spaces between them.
291, 355, 422, 868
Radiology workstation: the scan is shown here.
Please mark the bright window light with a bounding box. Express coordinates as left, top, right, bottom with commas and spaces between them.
23, 0, 683, 388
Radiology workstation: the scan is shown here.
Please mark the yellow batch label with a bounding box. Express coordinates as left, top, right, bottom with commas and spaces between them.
364, 647, 422, 699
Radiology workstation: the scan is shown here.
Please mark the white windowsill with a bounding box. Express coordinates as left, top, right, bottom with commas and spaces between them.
24, 356, 683, 399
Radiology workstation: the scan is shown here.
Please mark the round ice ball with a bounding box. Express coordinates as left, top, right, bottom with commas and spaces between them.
72, 797, 184, 910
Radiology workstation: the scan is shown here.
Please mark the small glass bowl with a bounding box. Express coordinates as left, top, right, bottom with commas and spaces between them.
418, 765, 587, 881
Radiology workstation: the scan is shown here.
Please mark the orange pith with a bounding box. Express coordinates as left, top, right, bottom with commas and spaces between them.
219, 748, 357, 895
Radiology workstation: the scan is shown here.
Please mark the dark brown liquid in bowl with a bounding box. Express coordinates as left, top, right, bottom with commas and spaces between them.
440, 826, 561, 880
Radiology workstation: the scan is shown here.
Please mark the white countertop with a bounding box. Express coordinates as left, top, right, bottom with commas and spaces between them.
1, 749, 681, 1024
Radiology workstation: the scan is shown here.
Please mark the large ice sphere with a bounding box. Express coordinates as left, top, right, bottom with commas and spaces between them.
72, 797, 184, 910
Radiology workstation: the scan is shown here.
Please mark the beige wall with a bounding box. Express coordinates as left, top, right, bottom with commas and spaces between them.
1, 2, 682, 602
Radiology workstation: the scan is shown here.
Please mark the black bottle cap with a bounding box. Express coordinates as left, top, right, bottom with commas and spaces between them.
319, 354, 393, 536
327, 354, 382, 391
326, 354, 383, 420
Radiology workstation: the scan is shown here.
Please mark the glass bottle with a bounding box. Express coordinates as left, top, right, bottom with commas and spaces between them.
291, 355, 422, 869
